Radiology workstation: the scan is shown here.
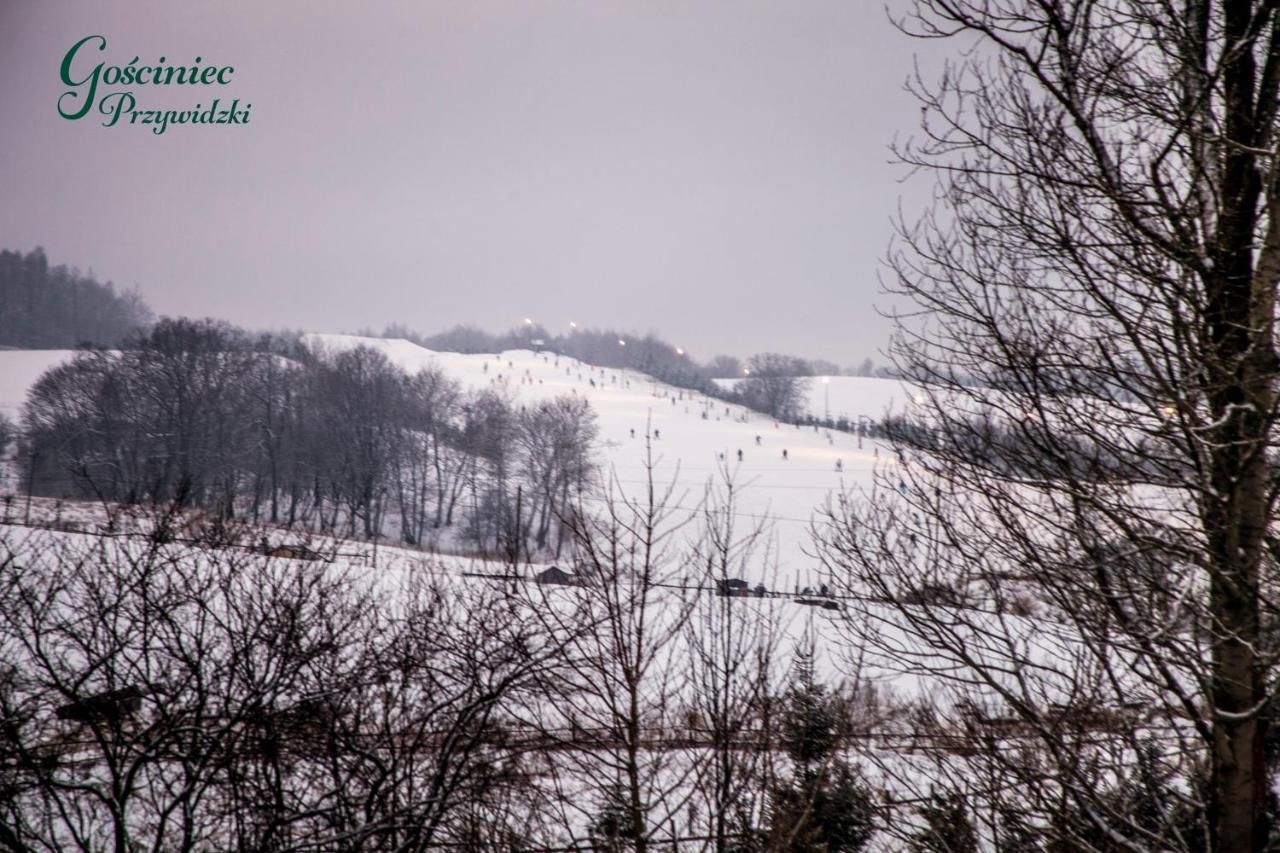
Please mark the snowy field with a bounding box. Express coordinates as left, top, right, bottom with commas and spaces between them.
0, 338, 1063, 686
0, 336, 915, 683
1, 338, 1130, 703
305, 334, 910, 588
0, 340, 1189, 851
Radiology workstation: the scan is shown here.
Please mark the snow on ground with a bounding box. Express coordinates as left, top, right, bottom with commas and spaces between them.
0, 342, 915, 585
801, 375, 918, 424
0, 335, 917, 616
306, 334, 908, 588
297, 338, 1171, 707
716, 374, 918, 427
0, 349, 77, 420
0, 494, 866, 699
0, 339, 1172, 718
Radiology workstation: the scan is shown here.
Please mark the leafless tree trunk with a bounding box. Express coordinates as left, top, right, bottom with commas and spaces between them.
0, 506, 569, 852
816, 1, 1280, 849
684, 469, 782, 852
528, 439, 701, 851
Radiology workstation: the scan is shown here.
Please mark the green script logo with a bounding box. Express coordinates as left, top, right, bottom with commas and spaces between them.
58, 35, 252, 135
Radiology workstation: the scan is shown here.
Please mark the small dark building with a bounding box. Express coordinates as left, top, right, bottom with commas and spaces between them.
716, 578, 750, 598
534, 565, 580, 586
56, 686, 144, 725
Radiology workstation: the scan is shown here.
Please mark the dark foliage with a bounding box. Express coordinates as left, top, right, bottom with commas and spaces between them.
19, 318, 596, 557
910, 794, 978, 853
0, 247, 152, 348
767, 650, 875, 852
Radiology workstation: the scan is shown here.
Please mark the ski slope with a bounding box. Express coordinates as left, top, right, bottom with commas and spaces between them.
0, 339, 917, 585
0, 339, 1173, 717
305, 334, 910, 587
0, 337, 933, 696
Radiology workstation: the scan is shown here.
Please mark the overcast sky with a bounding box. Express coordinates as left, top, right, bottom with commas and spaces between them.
1, 1, 933, 364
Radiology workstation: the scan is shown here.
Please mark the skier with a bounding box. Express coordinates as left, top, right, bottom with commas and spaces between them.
835, 459, 843, 472
755, 435, 762, 446
782, 449, 789, 461
737, 449, 743, 462
630, 428, 635, 439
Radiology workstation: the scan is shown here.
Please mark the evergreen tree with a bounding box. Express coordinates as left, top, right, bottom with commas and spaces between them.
767, 646, 875, 852
910, 793, 978, 853
0, 247, 152, 348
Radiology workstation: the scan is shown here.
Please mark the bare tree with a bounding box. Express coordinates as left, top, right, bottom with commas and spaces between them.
0, 508, 565, 852
528, 442, 702, 851
392, 366, 461, 546
22, 320, 264, 512
266, 567, 569, 850
737, 354, 812, 422
0, 413, 14, 462
818, 1, 1280, 849
0, 511, 374, 852
683, 470, 783, 851
516, 396, 599, 557
457, 388, 520, 557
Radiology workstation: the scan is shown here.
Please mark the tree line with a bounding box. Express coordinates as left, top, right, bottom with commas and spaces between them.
0, 248, 152, 349
381, 323, 884, 398
19, 317, 597, 560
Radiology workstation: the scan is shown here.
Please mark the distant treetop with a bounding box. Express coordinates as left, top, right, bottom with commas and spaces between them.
0, 247, 153, 348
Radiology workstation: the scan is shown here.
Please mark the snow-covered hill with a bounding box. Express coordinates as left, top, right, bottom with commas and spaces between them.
0, 338, 920, 584
304, 334, 910, 586
0, 349, 76, 420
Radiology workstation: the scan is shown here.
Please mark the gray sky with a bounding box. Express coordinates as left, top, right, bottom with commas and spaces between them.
1, 1, 931, 364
